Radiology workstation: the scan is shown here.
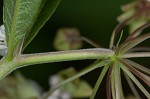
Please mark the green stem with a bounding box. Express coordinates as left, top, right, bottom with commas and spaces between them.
106, 63, 113, 99
120, 59, 150, 86
43, 60, 110, 99
109, 13, 138, 49
18, 48, 114, 66
0, 48, 114, 79
81, 37, 102, 48
123, 72, 141, 99
90, 64, 110, 99
0, 58, 20, 79
120, 64, 150, 98
111, 66, 116, 99
122, 52, 150, 58
124, 59, 150, 75
118, 66, 125, 99
114, 63, 120, 99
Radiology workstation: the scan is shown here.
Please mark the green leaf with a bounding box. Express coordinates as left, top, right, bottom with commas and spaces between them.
4, 0, 42, 58
71, 80, 92, 98
23, 0, 61, 49
16, 73, 40, 98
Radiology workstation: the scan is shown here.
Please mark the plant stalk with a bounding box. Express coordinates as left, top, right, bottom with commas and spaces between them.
0, 48, 114, 79
122, 52, 150, 58
18, 48, 114, 66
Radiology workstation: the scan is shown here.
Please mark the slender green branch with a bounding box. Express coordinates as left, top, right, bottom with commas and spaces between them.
43, 60, 110, 99
111, 67, 116, 99
109, 13, 139, 49
129, 47, 150, 52
81, 37, 102, 48
114, 64, 120, 99
106, 63, 113, 99
124, 59, 150, 75
126, 22, 150, 40
120, 59, 150, 86
123, 72, 141, 99
90, 64, 110, 99
120, 64, 150, 98
117, 33, 150, 54
118, 63, 125, 99
122, 52, 150, 58
18, 48, 114, 66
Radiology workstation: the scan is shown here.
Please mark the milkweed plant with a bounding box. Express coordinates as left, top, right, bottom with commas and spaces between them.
0, 0, 149, 99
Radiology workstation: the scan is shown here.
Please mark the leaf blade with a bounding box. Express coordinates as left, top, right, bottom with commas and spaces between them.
4, 0, 42, 58
23, 0, 61, 49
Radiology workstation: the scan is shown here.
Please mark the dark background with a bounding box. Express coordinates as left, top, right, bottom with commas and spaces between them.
0, 0, 149, 99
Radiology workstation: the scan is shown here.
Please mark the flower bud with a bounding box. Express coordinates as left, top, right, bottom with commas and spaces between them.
117, 0, 150, 33
53, 28, 82, 50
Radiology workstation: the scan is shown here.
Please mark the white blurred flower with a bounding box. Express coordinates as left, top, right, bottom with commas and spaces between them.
0, 24, 7, 56
46, 75, 71, 99
49, 75, 60, 87
0, 25, 5, 38
61, 92, 71, 99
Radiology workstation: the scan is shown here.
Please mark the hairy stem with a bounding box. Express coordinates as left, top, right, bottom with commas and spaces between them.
18, 48, 114, 66
0, 48, 114, 79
